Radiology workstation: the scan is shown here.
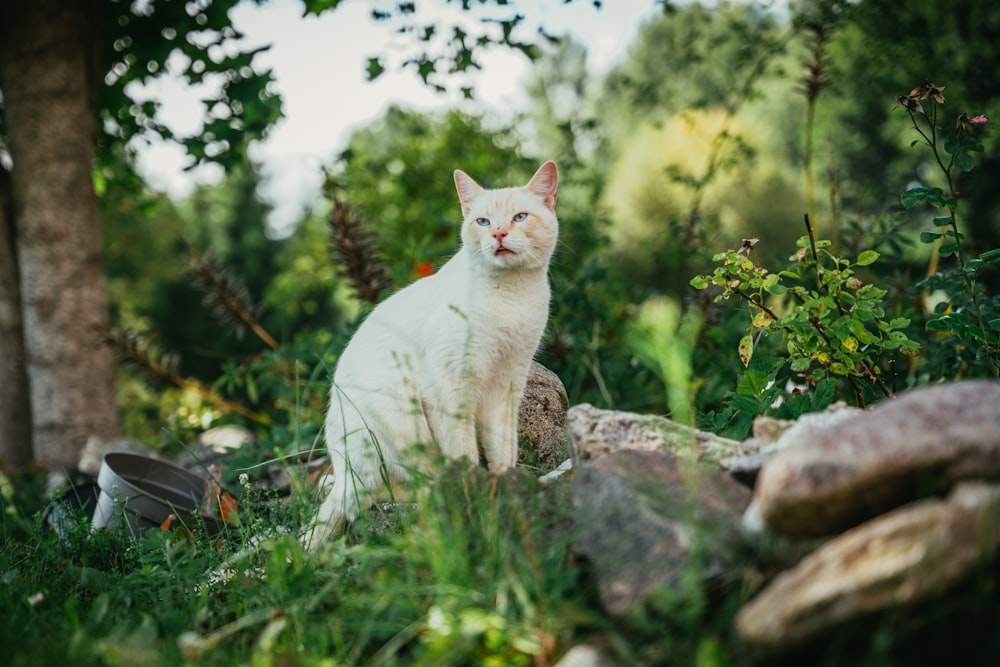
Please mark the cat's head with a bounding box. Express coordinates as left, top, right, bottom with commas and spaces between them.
454, 161, 559, 271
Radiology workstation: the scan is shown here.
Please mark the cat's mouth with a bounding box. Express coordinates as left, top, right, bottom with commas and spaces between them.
495, 247, 516, 256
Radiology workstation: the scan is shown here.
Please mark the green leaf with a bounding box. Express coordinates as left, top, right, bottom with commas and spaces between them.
847, 318, 876, 344
856, 250, 880, 266
933, 216, 953, 227
939, 243, 958, 257
738, 334, 754, 367
967, 324, 986, 339
926, 317, 952, 332
366, 57, 385, 81
920, 231, 942, 243
302, 0, 345, 15
900, 187, 928, 209
953, 152, 976, 172
790, 356, 811, 372
944, 134, 960, 155
979, 248, 1000, 264
690, 275, 708, 289
735, 368, 771, 399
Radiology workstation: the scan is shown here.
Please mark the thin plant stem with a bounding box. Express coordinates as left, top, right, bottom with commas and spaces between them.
907, 102, 999, 374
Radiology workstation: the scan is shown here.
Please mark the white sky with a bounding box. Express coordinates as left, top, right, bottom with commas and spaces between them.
130, 0, 659, 234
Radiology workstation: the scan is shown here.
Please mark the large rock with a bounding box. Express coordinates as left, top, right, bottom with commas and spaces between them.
753, 381, 1000, 537
736, 481, 1000, 649
567, 403, 747, 465
572, 448, 751, 615
722, 402, 860, 486
518, 362, 570, 472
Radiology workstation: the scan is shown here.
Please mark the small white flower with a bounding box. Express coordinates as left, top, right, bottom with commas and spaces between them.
27, 592, 44, 606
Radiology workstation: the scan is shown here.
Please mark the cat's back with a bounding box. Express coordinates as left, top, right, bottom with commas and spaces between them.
335, 251, 472, 369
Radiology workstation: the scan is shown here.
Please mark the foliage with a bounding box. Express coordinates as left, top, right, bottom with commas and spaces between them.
893, 81, 1000, 377
816, 0, 1000, 254
692, 225, 920, 407
35, 2, 1000, 664
98, 0, 282, 173
0, 452, 759, 667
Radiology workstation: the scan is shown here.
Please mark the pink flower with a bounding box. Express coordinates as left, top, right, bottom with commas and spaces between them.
957, 113, 989, 129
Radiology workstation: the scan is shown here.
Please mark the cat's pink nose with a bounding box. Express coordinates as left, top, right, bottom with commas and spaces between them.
493, 229, 508, 240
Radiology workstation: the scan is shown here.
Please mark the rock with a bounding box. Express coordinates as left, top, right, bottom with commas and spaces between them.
567, 403, 747, 465
177, 424, 257, 471
553, 642, 620, 667
538, 458, 573, 483
736, 481, 1000, 649
753, 380, 1000, 537
572, 449, 751, 615
190, 424, 256, 455
518, 362, 570, 472
722, 403, 860, 486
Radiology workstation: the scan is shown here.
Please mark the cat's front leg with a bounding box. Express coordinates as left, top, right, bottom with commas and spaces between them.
429, 405, 479, 464
303, 471, 344, 551
477, 382, 521, 472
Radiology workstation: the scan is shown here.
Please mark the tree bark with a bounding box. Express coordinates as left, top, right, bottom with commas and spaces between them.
0, 0, 120, 469
0, 164, 32, 472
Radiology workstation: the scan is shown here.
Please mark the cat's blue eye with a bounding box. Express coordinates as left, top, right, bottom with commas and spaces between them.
513, 212, 527, 222
475, 217, 490, 227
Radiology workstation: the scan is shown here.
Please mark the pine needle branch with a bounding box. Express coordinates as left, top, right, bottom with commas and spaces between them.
187, 249, 279, 350
326, 182, 394, 305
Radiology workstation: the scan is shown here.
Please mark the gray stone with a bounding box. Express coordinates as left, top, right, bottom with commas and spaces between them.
736, 481, 1000, 649
177, 424, 257, 471
518, 362, 570, 472
572, 448, 751, 615
753, 381, 1000, 537
722, 403, 860, 486
567, 403, 747, 465
553, 642, 621, 667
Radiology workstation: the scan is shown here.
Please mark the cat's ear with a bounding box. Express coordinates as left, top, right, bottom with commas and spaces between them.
454, 169, 483, 217
527, 161, 558, 211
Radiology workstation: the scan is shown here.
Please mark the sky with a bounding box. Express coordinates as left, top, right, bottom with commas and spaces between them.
129, 0, 660, 235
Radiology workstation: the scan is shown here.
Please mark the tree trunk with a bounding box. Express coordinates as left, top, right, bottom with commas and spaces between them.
0, 0, 120, 469
0, 165, 32, 472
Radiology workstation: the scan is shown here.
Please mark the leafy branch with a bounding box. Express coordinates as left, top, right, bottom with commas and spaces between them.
691, 216, 919, 406
893, 80, 1000, 376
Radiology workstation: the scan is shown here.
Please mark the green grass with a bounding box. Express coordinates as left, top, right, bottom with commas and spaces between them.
0, 462, 616, 667
8, 456, 999, 666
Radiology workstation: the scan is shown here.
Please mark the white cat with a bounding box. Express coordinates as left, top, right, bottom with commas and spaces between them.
305, 161, 559, 548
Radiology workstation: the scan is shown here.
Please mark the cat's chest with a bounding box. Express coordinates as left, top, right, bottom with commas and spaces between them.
480, 280, 548, 332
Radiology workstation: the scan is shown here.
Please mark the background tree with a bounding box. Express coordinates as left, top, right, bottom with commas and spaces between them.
0, 0, 280, 470
0, 0, 603, 471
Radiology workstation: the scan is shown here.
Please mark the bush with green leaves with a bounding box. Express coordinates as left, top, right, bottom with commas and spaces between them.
894, 80, 1000, 378
691, 217, 920, 408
